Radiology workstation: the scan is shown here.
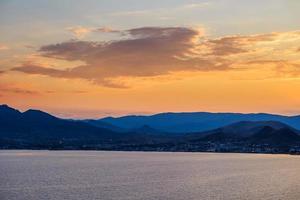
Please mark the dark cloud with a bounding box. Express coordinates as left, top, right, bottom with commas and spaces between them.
14, 27, 232, 87
13, 64, 67, 77
13, 27, 289, 87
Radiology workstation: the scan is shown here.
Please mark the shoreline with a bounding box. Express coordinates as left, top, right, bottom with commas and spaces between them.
0, 148, 299, 156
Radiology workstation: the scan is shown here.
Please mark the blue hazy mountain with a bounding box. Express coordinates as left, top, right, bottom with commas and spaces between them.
0, 105, 122, 144
0, 105, 174, 149
98, 112, 300, 133
1, 104, 300, 153
83, 119, 126, 132
186, 121, 300, 146
187, 120, 296, 138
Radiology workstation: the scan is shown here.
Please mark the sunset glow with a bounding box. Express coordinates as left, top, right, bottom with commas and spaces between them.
1, 0, 300, 118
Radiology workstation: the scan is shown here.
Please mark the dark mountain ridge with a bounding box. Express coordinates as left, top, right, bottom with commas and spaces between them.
1, 105, 300, 153
0, 105, 176, 149
97, 112, 300, 133
189, 120, 297, 138
0, 105, 121, 145
186, 121, 300, 147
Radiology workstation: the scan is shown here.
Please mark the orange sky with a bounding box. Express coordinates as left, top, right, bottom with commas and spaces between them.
1, 1, 300, 118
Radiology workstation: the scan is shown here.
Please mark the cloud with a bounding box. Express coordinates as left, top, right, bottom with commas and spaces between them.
14, 27, 227, 87
248, 60, 300, 77
182, 2, 211, 9
0, 84, 39, 95
109, 2, 211, 17
9, 88, 39, 95
13, 27, 300, 87
67, 26, 94, 38
67, 26, 120, 38
96, 27, 120, 33
206, 36, 249, 56
204, 33, 279, 56
13, 64, 67, 77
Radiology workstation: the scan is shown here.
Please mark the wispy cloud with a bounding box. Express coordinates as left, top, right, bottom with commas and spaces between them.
96, 27, 120, 33
109, 2, 211, 17
182, 2, 211, 9
67, 26, 120, 38
0, 84, 39, 95
66, 26, 94, 38
205, 32, 279, 56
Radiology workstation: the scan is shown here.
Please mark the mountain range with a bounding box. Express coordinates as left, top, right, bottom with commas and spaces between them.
1, 104, 300, 153
186, 121, 300, 144
94, 112, 300, 133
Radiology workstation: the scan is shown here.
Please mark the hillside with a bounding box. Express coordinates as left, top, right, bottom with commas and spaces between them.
97, 112, 300, 133
1, 105, 300, 153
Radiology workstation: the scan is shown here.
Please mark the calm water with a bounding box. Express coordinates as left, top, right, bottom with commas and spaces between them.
1, 151, 300, 200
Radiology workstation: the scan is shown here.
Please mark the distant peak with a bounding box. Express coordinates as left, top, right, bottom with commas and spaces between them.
0, 104, 12, 109
0, 104, 21, 113
24, 109, 42, 113
23, 109, 57, 119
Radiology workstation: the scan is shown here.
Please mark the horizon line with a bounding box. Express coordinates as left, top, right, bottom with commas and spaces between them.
1, 104, 300, 120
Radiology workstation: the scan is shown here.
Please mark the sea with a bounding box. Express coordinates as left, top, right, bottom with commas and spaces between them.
1, 150, 300, 200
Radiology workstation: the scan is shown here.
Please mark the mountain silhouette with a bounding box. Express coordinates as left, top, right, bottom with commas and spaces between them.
98, 112, 300, 133
1, 105, 300, 153
0, 105, 122, 145
186, 121, 300, 145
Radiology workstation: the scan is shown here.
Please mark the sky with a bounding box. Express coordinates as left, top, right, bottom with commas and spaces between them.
0, 0, 300, 118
